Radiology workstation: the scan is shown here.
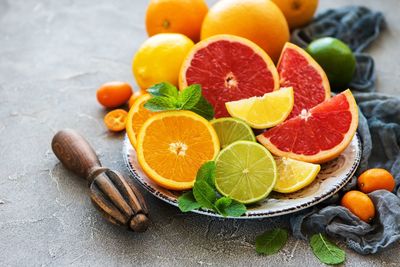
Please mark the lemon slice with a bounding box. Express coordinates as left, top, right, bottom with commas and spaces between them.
215, 141, 277, 204
274, 157, 320, 193
225, 87, 294, 129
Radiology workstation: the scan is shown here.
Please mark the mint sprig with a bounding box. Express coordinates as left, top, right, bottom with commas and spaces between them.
144, 82, 214, 120
178, 161, 247, 217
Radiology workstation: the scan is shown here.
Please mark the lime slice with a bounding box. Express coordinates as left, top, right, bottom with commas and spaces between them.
211, 117, 256, 149
225, 87, 294, 129
215, 141, 277, 204
274, 157, 320, 193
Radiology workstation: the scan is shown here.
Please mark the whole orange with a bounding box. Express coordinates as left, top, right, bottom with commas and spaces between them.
358, 168, 396, 193
201, 0, 289, 62
146, 0, 208, 42
341, 190, 375, 223
272, 0, 318, 29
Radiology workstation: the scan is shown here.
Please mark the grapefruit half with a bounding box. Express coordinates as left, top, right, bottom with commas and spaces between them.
278, 42, 330, 119
179, 34, 279, 118
257, 89, 358, 163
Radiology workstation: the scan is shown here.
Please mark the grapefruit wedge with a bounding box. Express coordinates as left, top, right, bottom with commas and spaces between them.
278, 42, 330, 118
179, 34, 279, 118
257, 89, 358, 163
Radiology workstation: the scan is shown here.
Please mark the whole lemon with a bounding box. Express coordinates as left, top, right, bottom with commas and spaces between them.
201, 0, 289, 62
133, 33, 194, 90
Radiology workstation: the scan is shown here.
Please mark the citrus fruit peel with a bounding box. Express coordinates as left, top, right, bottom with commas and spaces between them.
278, 42, 330, 118
126, 93, 153, 148
274, 157, 320, 193
210, 117, 256, 148
257, 89, 358, 163
136, 110, 220, 190
225, 87, 294, 129
215, 141, 277, 204
179, 34, 279, 118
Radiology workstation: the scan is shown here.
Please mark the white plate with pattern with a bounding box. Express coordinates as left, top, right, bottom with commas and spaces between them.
123, 134, 362, 219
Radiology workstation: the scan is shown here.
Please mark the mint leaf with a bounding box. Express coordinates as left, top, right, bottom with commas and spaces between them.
144, 97, 176, 111
222, 200, 246, 217
193, 180, 217, 210
147, 82, 178, 98
214, 197, 232, 215
196, 161, 216, 188
178, 84, 202, 109
189, 96, 214, 120
256, 228, 288, 255
310, 234, 345, 265
178, 191, 201, 212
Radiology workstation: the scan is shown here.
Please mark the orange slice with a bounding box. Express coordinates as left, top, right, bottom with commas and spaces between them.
136, 111, 220, 190
126, 93, 155, 148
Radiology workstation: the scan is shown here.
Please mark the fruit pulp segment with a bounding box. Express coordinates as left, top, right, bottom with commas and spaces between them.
263, 93, 352, 155
132, 99, 153, 138
215, 142, 276, 203
185, 40, 276, 117
278, 47, 326, 118
142, 116, 216, 182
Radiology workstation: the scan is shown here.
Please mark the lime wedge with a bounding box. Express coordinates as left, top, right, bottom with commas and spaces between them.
215, 141, 277, 204
211, 117, 256, 149
225, 87, 294, 129
274, 157, 320, 193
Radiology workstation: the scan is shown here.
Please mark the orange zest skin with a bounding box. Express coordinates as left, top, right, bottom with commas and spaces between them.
126, 94, 154, 148
257, 89, 358, 163
136, 111, 220, 190
104, 109, 128, 132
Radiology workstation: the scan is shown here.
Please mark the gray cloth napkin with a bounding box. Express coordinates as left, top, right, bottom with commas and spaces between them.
288, 6, 400, 254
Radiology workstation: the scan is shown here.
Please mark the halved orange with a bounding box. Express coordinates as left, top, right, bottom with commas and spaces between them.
136, 111, 220, 190
126, 93, 154, 148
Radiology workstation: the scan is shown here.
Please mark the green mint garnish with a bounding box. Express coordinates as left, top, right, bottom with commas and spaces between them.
177, 161, 247, 217
144, 82, 214, 120
310, 233, 346, 265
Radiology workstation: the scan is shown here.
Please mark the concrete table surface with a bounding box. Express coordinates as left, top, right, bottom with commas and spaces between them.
0, 0, 399, 266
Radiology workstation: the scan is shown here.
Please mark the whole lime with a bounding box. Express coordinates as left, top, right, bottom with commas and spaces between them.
306, 37, 356, 90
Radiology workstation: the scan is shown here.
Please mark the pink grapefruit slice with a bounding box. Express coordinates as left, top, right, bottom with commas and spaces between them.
278, 42, 330, 119
179, 34, 279, 118
257, 89, 358, 163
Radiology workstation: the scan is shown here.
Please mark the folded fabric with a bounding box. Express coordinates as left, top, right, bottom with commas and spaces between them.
288, 6, 400, 254
291, 6, 384, 92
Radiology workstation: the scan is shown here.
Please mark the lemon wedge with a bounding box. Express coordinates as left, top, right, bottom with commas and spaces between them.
274, 157, 320, 193
225, 87, 294, 129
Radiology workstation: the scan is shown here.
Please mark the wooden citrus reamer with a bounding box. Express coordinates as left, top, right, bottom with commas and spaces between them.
51, 129, 149, 232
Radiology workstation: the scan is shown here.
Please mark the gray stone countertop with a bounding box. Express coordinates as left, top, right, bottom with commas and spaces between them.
0, 0, 399, 266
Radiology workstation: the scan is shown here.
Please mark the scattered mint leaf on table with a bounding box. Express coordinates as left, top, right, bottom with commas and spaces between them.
256, 228, 288, 255
178, 84, 202, 109
144, 82, 214, 120
178, 191, 201, 212
147, 82, 178, 98
310, 233, 346, 265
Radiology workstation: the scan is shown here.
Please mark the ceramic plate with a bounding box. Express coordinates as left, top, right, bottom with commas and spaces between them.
122, 134, 362, 219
